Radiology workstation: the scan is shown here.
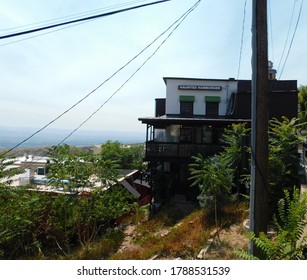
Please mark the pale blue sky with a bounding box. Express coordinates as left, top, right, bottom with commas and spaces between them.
0, 0, 306, 135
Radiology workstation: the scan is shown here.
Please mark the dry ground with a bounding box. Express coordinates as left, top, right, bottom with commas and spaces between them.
203, 224, 249, 260
115, 207, 249, 260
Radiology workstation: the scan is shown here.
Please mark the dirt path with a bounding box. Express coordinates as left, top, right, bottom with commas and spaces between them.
117, 225, 141, 253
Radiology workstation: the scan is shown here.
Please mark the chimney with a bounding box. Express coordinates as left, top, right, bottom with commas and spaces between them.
268, 61, 277, 80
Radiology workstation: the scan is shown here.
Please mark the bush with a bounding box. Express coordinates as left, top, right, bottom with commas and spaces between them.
0, 185, 135, 259
237, 188, 307, 260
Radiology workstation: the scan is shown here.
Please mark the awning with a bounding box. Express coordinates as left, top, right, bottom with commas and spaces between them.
205, 96, 221, 102
179, 95, 195, 102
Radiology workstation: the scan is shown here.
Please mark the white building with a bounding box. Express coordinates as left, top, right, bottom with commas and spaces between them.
164, 77, 237, 117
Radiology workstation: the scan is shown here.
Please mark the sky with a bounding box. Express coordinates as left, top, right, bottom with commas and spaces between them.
0, 0, 306, 139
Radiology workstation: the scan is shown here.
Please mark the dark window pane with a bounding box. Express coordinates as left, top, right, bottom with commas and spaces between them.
180, 101, 193, 117
180, 128, 193, 143
206, 102, 219, 116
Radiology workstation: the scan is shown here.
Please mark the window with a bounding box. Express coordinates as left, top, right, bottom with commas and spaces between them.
180, 128, 193, 143
36, 167, 46, 175
180, 96, 195, 117
205, 96, 220, 116
180, 101, 193, 117
203, 125, 213, 143
206, 102, 219, 116
202, 125, 221, 144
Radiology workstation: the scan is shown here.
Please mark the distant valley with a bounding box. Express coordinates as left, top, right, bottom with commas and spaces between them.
0, 126, 145, 149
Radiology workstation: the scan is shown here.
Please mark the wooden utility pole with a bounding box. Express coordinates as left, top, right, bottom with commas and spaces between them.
250, 0, 269, 257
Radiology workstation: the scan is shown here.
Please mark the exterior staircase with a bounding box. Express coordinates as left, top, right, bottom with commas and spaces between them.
171, 194, 197, 215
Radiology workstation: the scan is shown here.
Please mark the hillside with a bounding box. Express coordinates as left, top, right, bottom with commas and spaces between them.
59, 201, 249, 260
109, 202, 249, 260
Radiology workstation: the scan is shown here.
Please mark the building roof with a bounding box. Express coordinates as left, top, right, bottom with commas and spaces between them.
163, 76, 237, 85
138, 114, 250, 126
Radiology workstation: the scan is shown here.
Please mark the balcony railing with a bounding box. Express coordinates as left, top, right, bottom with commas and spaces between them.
145, 141, 222, 160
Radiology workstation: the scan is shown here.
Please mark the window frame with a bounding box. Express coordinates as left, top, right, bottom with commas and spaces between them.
179, 96, 195, 117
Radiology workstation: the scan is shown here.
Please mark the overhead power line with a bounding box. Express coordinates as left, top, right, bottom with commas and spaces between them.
1, 0, 201, 157
276, 0, 298, 75
0, 1, 153, 47
0, 1, 150, 34
0, 18, 100, 47
0, 0, 170, 40
237, 0, 247, 79
268, 0, 275, 62
278, 0, 304, 79
6, 0, 202, 174
56, 0, 202, 147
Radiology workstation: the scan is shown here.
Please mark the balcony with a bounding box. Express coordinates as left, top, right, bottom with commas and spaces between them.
144, 141, 223, 161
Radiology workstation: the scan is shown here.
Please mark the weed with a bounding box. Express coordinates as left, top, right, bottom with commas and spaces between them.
62, 229, 124, 260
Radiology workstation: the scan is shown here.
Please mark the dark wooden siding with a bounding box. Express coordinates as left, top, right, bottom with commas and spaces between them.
232, 80, 298, 120
155, 98, 166, 117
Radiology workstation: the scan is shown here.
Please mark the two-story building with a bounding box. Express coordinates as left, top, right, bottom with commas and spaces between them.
138, 76, 298, 200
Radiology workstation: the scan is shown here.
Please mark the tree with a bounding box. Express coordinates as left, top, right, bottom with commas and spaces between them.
298, 85, 307, 129
0, 188, 50, 259
121, 144, 145, 170
47, 145, 74, 190
0, 144, 138, 259
189, 154, 234, 229
99, 141, 122, 163
268, 117, 302, 217
99, 141, 145, 170
221, 123, 250, 194
0, 154, 24, 187
70, 186, 134, 247
90, 155, 119, 189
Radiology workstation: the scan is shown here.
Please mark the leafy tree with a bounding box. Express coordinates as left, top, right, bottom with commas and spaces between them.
99, 141, 122, 163
268, 117, 302, 217
0, 185, 135, 259
0, 154, 24, 187
298, 85, 307, 129
189, 124, 249, 225
0, 143, 138, 259
0, 188, 49, 258
99, 141, 145, 170
221, 123, 250, 194
47, 145, 74, 189
69, 185, 134, 247
90, 155, 119, 189
189, 153, 234, 229
47, 145, 95, 190
45, 193, 77, 255
120, 144, 145, 170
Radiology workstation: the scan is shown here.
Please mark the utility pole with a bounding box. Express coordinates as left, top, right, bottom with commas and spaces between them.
249, 0, 269, 257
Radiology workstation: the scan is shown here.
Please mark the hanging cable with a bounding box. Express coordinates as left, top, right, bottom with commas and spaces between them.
0, 18, 100, 47
0, 0, 150, 34
0, 1, 152, 47
237, 0, 247, 80
278, 0, 304, 79
1, 0, 201, 157
268, 0, 275, 63
0, 0, 171, 156
0, 0, 170, 40
56, 0, 201, 147
7, 0, 202, 175
276, 0, 297, 74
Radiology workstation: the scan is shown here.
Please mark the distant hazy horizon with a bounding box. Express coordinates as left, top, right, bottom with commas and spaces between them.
0, 126, 145, 148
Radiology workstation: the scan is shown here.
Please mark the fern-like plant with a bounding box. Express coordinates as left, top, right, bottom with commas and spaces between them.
189, 153, 234, 230
237, 188, 307, 260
